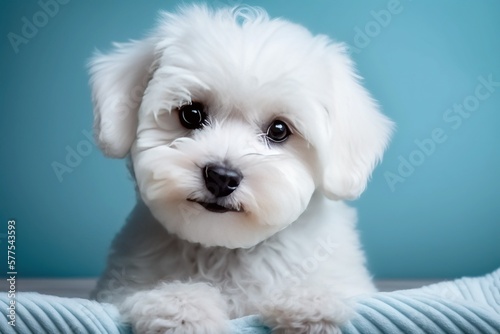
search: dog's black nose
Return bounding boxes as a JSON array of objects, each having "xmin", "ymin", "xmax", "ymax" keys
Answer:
[{"xmin": 203, "ymin": 165, "xmax": 242, "ymax": 198}]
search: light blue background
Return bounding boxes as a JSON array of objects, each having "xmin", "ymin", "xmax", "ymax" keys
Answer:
[{"xmin": 1, "ymin": 1, "xmax": 499, "ymax": 279}]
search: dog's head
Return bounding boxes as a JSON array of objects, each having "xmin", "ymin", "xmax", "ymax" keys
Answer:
[{"xmin": 89, "ymin": 5, "xmax": 393, "ymax": 248}]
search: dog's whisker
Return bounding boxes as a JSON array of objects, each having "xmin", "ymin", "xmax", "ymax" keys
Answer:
[{"xmin": 256, "ymin": 133, "xmax": 271, "ymax": 148}]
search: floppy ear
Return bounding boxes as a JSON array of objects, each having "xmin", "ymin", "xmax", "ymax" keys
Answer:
[
  {"xmin": 322, "ymin": 44, "xmax": 394, "ymax": 200},
  {"xmin": 88, "ymin": 38, "xmax": 156, "ymax": 158}
]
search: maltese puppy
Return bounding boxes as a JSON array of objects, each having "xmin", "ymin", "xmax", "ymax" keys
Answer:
[{"xmin": 89, "ymin": 4, "xmax": 393, "ymax": 334}]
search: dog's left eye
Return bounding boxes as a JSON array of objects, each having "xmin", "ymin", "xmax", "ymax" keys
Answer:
[
  {"xmin": 178, "ymin": 102, "xmax": 207, "ymax": 129},
  {"xmin": 266, "ymin": 120, "xmax": 291, "ymax": 143}
]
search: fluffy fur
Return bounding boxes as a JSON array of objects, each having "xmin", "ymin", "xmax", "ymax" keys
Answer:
[{"xmin": 89, "ymin": 5, "xmax": 393, "ymax": 334}]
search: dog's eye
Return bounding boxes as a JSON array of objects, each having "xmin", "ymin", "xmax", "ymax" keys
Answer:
[
  {"xmin": 266, "ymin": 120, "xmax": 291, "ymax": 143},
  {"xmin": 178, "ymin": 102, "xmax": 207, "ymax": 129}
]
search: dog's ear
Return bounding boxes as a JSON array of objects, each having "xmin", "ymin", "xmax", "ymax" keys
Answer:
[
  {"xmin": 321, "ymin": 44, "xmax": 394, "ymax": 200},
  {"xmin": 88, "ymin": 39, "xmax": 156, "ymax": 158}
]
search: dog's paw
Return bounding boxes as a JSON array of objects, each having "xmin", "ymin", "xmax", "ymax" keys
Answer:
[
  {"xmin": 119, "ymin": 282, "xmax": 230, "ymax": 334},
  {"xmin": 260, "ymin": 288, "xmax": 352, "ymax": 334}
]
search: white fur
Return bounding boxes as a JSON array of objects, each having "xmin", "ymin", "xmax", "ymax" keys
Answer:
[{"xmin": 89, "ymin": 5, "xmax": 393, "ymax": 334}]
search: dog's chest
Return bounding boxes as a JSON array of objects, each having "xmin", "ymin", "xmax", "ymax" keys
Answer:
[{"xmin": 153, "ymin": 239, "xmax": 309, "ymax": 316}]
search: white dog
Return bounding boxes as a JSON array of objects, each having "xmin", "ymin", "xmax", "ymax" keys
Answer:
[{"xmin": 89, "ymin": 4, "xmax": 393, "ymax": 334}]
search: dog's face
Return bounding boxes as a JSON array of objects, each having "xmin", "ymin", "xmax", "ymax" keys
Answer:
[{"xmin": 89, "ymin": 6, "xmax": 393, "ymax": 248}]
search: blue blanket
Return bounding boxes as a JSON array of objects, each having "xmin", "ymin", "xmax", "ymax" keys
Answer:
[{"xmin": 1, "ymin": 268, "xmax": 499, "ymax": 333}]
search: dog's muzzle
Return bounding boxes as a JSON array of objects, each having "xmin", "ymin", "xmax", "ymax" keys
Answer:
[
  {"xmin": 187, "ymin": 164, "xmax": 244, "ymax": 214},
  {"xmin": 203, "ymin": 164, "xmax": 242, "ymax": 197}
]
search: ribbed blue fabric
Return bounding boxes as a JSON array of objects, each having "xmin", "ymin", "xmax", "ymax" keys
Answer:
[{"xmin": 1, "ymin": 269, "xmax": 498, "ymax": 334}]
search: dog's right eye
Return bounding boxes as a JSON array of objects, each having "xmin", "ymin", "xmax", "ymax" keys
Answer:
[{"xmin": 178, "ymin": 102, "xmax": 207, "ymax": 129}]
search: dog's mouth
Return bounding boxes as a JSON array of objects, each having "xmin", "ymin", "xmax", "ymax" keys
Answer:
[{"xmin": 187, "ymin": 199, "xmax": 243, "ymax": 213}]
